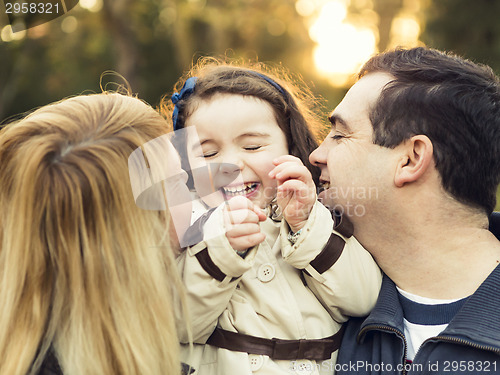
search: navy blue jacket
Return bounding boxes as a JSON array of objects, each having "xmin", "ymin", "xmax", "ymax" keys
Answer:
[{"xmin": 337, "ymin": 264, "xmax": 500, "ymax": 374}]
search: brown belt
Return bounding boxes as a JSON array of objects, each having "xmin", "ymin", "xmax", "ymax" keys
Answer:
[{"xmin": 206, "ymin": 325, "xmax": 345, "ymax": 361}]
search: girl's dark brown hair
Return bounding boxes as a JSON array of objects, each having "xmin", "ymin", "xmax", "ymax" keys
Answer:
[{"xmin": 160, "ymin": 58, "xmax": 326, "ymax": 186}]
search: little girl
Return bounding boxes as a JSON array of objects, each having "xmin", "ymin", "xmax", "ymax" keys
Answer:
[{"xmin": 163, "ymin": 62, "xmax": 382, "ymax": 375}]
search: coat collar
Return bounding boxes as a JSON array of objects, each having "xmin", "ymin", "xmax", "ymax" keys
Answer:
[{"xmin": 358, "ymin": 263, "xmax": 500, "ymax": 349}]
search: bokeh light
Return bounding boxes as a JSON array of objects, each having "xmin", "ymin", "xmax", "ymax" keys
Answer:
[
  {"xmin": 389, "ymin": 16, "xmax": 421, "ymax": 48},
  {"xmin": 308, "ymin": 0, "xmax": 377, "ymax": 87},
  {"xmin": 79, "ymin": 0, "xmax": 103, "ymax": 13},
  {"xmin": 267, "ymin": 19, "xmax": 287, "ymax": 36},
  {"xmin": 295, "ymin": 0, "xmax": 316, "ymax": 17},
  {"xmin": 61, "ymin": 16, "xmax": 78, "ymax": 34},
  {"xmin": 1, "ymin": 25, "xmax": 26, "ymax": 42}
]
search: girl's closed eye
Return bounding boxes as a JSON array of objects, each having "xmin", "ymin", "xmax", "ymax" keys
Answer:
[
  {"xmin": 243, "ymin": 144, "xmax": 262, "ymax": 151},
  {"xmin": 202, "ymin": 150, "xmax": 218, "ymax": 158}
]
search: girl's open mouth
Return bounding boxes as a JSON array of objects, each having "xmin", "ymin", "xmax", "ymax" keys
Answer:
[
  {"xmin": 318, "ymin": 181, "xmax": 330, "ymax": 194},
  {"xmin": 222, "ymin": 182, "xmax": 260, "ymax": 199}
]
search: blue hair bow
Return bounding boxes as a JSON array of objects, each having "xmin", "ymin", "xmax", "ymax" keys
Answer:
[{"xmin": 171, "ymin": 77, "xmax": 198, "ymax": 131}]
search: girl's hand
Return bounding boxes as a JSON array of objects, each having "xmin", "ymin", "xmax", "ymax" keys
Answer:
[
  {"xmin": 269, "ymin": 155, "xmax": 317, "ymax": 233},
  {"xmin": 224, "ymin": 196, "xmax": 267, "ymax": 252}
]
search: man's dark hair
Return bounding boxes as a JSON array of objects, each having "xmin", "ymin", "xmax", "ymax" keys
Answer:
[{"xmin": 360, "ymin": 47, "xmax": 500, "ymax": 214}]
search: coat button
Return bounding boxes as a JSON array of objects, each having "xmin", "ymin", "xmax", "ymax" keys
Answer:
[
  {"xmin": 294, "ymin": 359, "xmax": 314, "ymax": 374},
  {"xmin": 257, "ymin": 263, "xmax": 275, "ymax": 282},
  {"xmin": 248, "ymin": 354, "xmax": 264, "ymax": 372}
]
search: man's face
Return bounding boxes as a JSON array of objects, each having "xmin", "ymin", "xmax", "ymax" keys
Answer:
[{"xmin": 309, "ymin": 72, "xmax": 397, "ymax": 220}]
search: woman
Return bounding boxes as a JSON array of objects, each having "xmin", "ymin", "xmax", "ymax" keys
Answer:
[{"xmin": 0, "ymin": 93, "xmax": 186, "ymax": 375}]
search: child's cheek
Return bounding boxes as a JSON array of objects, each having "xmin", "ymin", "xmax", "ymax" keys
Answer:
[{"xmin": 262, "ymin": 159, "xmax": 279, "ymax": 184}]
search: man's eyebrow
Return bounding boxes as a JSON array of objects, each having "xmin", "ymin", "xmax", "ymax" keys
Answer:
[{"xmin": 328, "ymin": 114, "xmax": 351, "ymax": 132}]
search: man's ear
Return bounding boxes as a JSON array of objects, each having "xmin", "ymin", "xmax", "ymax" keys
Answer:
[{"xmin": 394, "ymin": 135, "xmax": 433, "ymax": 187}]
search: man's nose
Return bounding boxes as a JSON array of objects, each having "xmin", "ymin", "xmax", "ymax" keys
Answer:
[{"xmin": 309, "ymin": 143, "xmax": 327, "ymax": 166}]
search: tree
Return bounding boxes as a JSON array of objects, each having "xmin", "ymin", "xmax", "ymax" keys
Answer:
[{"xmin": 422, "ymin": 0, "xmax": 500, "ymax": 73}]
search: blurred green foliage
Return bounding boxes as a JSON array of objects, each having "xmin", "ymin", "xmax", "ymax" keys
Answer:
[
  {"xmin": 0, "ymin": 0, "xmax": 338, "ymax": 124},
  {"xmin": 422, "ymin": 0, "xmax": 500, "ymax": 73}
]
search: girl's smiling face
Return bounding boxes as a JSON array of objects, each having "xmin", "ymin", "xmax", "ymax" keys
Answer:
[{"xmin": 185, "ymin": 93, "xmax": 288, "ymax": 209}]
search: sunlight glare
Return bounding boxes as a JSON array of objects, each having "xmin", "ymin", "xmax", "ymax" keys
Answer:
[
  {"xmin": 295, "ymin": 0, "xmax": 317, "ymax": 17},
  {"xmin": 389, "ymin": 16, "xmax": 421, "ymax": 48},
  {"xmin": 309, "ymin": 0, "xmax": 347, "ymax": 42},
  {"xmin": 79, "ymin": 0, "xmax": 103, "ymax": 12},
  {"xmin": 310, "ymin": 1, "xmax": 377, "ymax": 86}
]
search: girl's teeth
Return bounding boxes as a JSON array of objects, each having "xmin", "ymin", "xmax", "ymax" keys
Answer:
[{"xmin": 224, "ymin": 183, "xmax": 258, "ymax": 196}]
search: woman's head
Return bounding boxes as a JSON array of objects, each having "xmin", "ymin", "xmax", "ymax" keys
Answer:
[
  {"xmin": 161, "ymin": 61, "xmax": 323, "ymax": 208},
  {"xmin": 0, "ymin": 93, "xmax": 182, "ymax": 375}
]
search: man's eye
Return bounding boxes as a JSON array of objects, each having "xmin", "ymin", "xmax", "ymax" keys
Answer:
[
  {"xmin": 244, "ymin": 145, "xmax": 262, "ymax": 151},
  {"xmin": 331, "ymin": 135, "xmax": 344, "ymax": 140}
]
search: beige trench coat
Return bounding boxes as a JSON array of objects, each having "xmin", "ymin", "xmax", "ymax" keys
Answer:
[{"xmin": 177, "ymin": 201, "xmax": 382, "ymax": 375}]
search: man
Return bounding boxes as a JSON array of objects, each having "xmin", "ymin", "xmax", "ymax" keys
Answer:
[{"xmin": 309, "ymin": 47, "xmax": 500, "ymax": 374}]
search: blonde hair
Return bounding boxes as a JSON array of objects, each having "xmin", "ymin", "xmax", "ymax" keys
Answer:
[{"xmin": 0, "ymin": 93, "xmax": 183, "ymax": 375}]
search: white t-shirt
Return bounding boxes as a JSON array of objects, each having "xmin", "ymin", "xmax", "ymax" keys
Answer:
[{"xmin": 396, "ymin": 287, "xmax": 469, "ymax": 361}]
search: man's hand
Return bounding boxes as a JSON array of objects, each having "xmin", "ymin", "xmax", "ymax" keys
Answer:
[
  {"xmin": 269, "ymin": 155, "xmax": 317, "ymax": 233},
  {"xmin": 224, "ymin": 196, "xmax": 267, "ymax": 252}
]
